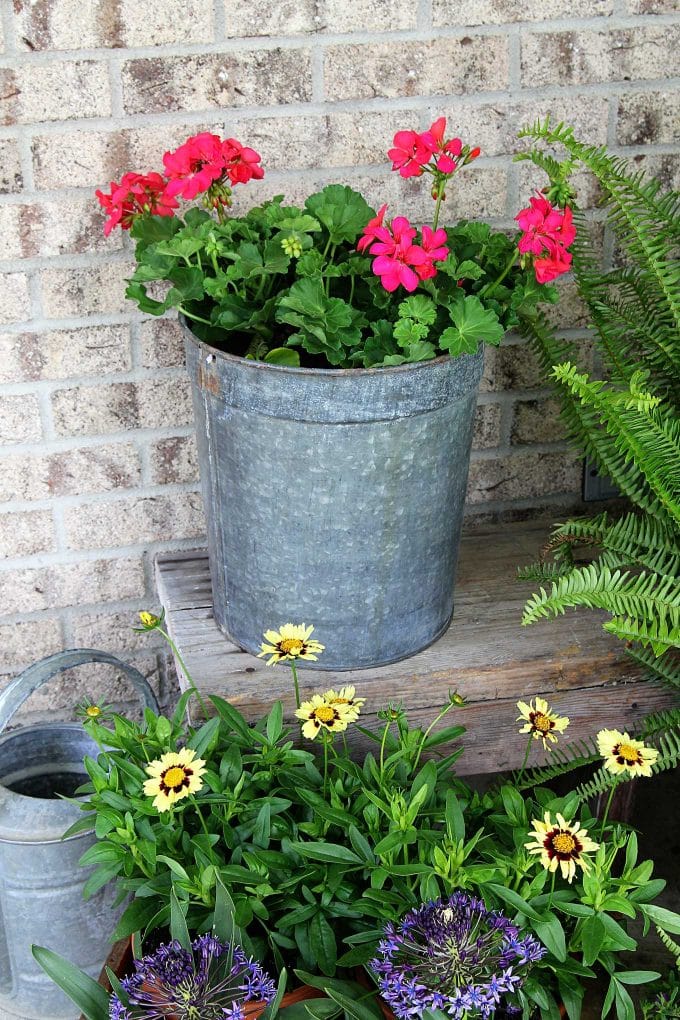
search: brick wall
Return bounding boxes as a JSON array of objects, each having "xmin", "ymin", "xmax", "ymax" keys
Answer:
[{"xmin": 0, "ymin": 0, "xmax": 678, "ymax": 712}]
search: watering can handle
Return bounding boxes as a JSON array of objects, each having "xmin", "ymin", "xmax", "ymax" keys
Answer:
[{"xmin": 0, "ymin": 649, "xmax": 160, "ymax": 735}]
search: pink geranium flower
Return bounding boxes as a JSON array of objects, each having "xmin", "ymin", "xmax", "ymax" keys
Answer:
[
  {"xmin": 516, "ymin": 194, "xmax": 574, "ymax": 256},
  {"xmin": 95, "ymin": 171, "xmax": 178, "ymax": 235},
  {"xmin": 416, "ymin": 224, "xmax": 449, "ymax": 280},
  {"xmin": 367, "ymin": 215, "xmax": 428, "ymax": 292},
  {"xmin": 357, "ymin": 204, "xmax": 388, "ymax": 253},
  {"xmin": 533, "ymin": 245, "xmax": 573, "ymax": 283},
  {"xmin": 222, "ymin": 138, "xmax": 264, "ymax": 186},
  {"xmin": 388, "ymin": 130, "xmax": 435, "ymax": 178},
  {"xmin": 421, "ymin": 117, "xmax": 463, "ymax": 174},
  {"xmin": 163, "ymin": 133, "xmax": 227, "ymax": 200}
]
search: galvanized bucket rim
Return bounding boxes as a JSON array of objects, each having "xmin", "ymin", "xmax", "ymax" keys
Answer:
[
  {"xmin": 0, "ymin": 721, "xmax": 96, "ymax": 843},
  {"xmin": 181, "ymin": 314, "xmax": 459, "ymax": 379}
]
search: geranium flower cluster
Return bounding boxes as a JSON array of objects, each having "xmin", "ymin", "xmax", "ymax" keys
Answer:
[
  {"xmin": 370, "ymin": 893, "xmax": 545, "ymax": 1019},
  {"xmin": 358, "ymin": 209, "xmax": 449, "ymax": 292},
  {"xmin": 95, "ymin": 132, "xmax": 263, "ymax": 235},
  {"xmin": 109, "ymin": 935, "xmax": 276, "ymax": 1020},
  {"xmin": 516, "ymin": 193, "xmax": 576, "ymax": 284},
  {"xmin": 388, "ymin": 116, "xmax": 479, "ymax": 182}
]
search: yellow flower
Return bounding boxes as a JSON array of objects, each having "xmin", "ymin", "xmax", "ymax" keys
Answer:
[
  {"xmin": 143, "ymin": 748, "xmax": 206, "ymax": 812},
  {"xmin": 525, "ymin": 811, "xmax": 600, "ymax": 883},
  {"xmin": 258, "ymin": 623, "xmax": 324, "ymax": 665},
  {"xmin": 295, "ymin": 694, "xmax": 352, "ymax": 741},
  {"xmin": 517, "ymin": 696, "xmax": 569, "ymax": 749},
  {"xmin": 138, "ymin": 610, "xmax": 161, "ymax": 630},
  {"xmin": 322, "ymin": 685, "xmax": 365, "ymax": 722},
  {"xmin": 597, "ymin": 729, "xmax": 658, "ymax": 778}
]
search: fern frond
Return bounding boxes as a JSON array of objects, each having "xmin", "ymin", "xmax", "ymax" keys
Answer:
[
  {"xmin": 627, "ymin": 647, "xmax": 680, "ymax": 691},
  {"xmin": 552, "ymin": 364, "xmax": 680, "ymax": 525},
  {"xmin": 656, "ymin": 927, "xmax": 680, "ymax": 963},
  {"xmin": 604, "ymin": 614, "xmax": 680, "ymax": 655},
  {"xmin": 512, "ymin": 737, "xmax": 600, "ymax": 790},
  {"xmin": 641, "ymin": 706, "xmax": 680, "ymax": 738}
]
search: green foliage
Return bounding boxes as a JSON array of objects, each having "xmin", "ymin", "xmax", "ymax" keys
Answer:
[
  {"xmin": 68, "ymin": 696, "xmax": 680, "ymax": 1018},
  {"xmin": 515, "ymin": 121, "xmax": 680, "ymax": 688},
  {"xmin": 127, "ymin": 182, "xmax": 554, "ymax": 369}
]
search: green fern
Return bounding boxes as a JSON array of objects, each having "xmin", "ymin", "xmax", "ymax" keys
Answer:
[
  {"xmin": 512, "ymin": 737, "xmax": 600, "ymax": 790},
  {"xmin": 515, "ymin": 121, "xmax": 680, "ymax": 682},
  {"xmin": 574, "ymin": 726, "xmax": 680, "ymax": 804}
]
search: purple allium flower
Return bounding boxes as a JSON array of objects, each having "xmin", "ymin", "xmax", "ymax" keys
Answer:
[
  {"xmin": 369, "ymin": 892, "xmax": 545, "ymax": 1020},
  {"xmin": 109, "ymin": 934, "xmax": 276, "ymax": 1020}
]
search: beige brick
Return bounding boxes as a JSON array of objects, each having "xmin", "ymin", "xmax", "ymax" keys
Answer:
[
  {"xmin": 0, "ymin": 509, "xmax": 55, "ymax": 558},
  {"xmin": 122, "ymin": 50, "xmax": 312, "ymax": 115},
  {"xmin": 136, "ymin": 376, "xmax": 193, "ymax": 429},
  {"xmin": 0, "ymin": 557, "xmax": 145, "ymax": 614},
  {"xmin": 544, "ymin": 276, "xmax": 590, "ymax": 331},
  {"xmin": 0, "ymin": 394, "xmax": 42, "ymax": 446},
  {"xmin": 466, "ymin": 451, "xmax": 581, "ymax": 503},
  {"xmin": 223, "ymin": 0, "xmax": 317, "ymax": 35},
  {"xmin": 150, "ymin": 435, "xmax": 199, "ymax": 484},
  {"xmin": 628, "ymin": 153, "xmax": 680, "ymax": 193},
  {"xmin": 434, "ymin": 0, "xmax": 613, "ymax": 22},
  {"xmin": 472, "ymin": 403, "xmax": 502, "ymax": 450},
  {"xmin": 324, "ymin": 37, "xmax": 509, "ymax": 101},
  {"xmin": 0, "ymin": 273, "xmax": 31, "ymax": 325},
  {"xmin": 63, "ymin": 492, "xmax": 205, "ymax": 549},
  {"xmin": 320, "ymin": 0, "xmax": 417, "ymax": 32},
  {"xmin": 16, "ymin": 0, "xmax": 215, "ymax": 50},
  {"xmin": 480, "ymin": 341, "xmax": 549, "ymax": 392},
  {"xmin": 0, "ymin": 139, "xmax": 22, "ymax": 194},
  {"xmin": 0, "ymin": 326, "xmax": 131, "ymax": 384},
  {"xmin": 0, "ymin": 618, "xmax": 62, "ymax": 670},
  {"xmin": 51, "ymin": 383, "xmax": 139, "ymax": 436},
  {"xmin": 48, "ymin": 444, "xmax": 142, "ymax": 496},
  {"xmin": 511, "ymin": 398, "xmax": 567, "ymax": 444},
  {"xmin": 0, "ymin": 205, "xmax": 22, "ymax": 259},
  {"xmin": 521, "ymin": 26, "xmax": 680, "ymax": 88},
  {"xmin": 515, "ymin": 95, "xmax": 609, "ymax": 147},
  {"xmin": 2, "ymin": 62, "xmax": 110, "ymax": 125},
  {"xmin": 139, "ymin": 318, "xmax": 186, "ymax": 369},
  {"xmin": 40, "ymin": 261, "xmax": 134, "ymax": 318},
  {"xmin": 70, "ymin": 608, "xmax": 151, "ymax": 655},
  {"xmin": 348, "ymin": 165, "xmax": 507, "ymax": 225},
  {"xmin": 625, "ymin": 0, "xmax": 677, "ymax": 10},
  {"xmin": 0, "ymin": 198, "xmax": 116, "ymax": 259},
  {"xmin": 618, "ymin": 92, "xmax": 680, "ymax": 146}
]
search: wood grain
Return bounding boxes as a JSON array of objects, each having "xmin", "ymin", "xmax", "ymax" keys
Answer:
[{"xmin": 154, "ymin": 521, "xmax": 675, "ymax": 774}]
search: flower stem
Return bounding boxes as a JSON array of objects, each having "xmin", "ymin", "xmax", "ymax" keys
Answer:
[
  {"xmin": 157, "ymin": 627, "xmax": 210, "ymax": 719},
  {"xmin": 515, "ymin": 736, "xmax": 534, "ymax": 785},
  {"xmin": 413, "ymin": 701, "xmax": 455, "ymax": 772},
  {"xmin": 178, "ymin": 306, "xmax": 213, "ymax": 327},
  {"xmin": 547, "ymin": 869, "xmax": 557, "ymax": 910},
  {"xmin": 191, "ymin": 796, "xmax": 211, "ymax": 842},
  {"xmin": 432, "ymin": 179, "xmax": 446, "ymax": 232},
  {"xmin": 599, "ymin": 781, "xmax": 619, "ymax": 839},
  {"xmin": 290, "ymin": 661, "xmax": 301, "ymax": 710},
  {"xmin": 379, "ymin": 720, "xmax": 391, "ymax": 775},
  {"xmin": 323, "ymin": 735, "xmax": 330, "ymax": 799},
  {"xmin": 478, "ymin": 246, "xmax": 519, "ymax": 299}
]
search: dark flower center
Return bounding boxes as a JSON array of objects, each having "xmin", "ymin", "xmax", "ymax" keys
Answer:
[
  {"xmin": 613, "ymin": 742, "xmax": 643, "ymax": 765},
  {"xmin": 161, "ymin": 765, "xmax": 192, "ymax": 793},
  {"xmin": 529, "ymin": 711, "xmax": 554, "ymax": 733},
  {"xmin": 544, "ymin": 828, "xmax": 582, "ymax": 860}
]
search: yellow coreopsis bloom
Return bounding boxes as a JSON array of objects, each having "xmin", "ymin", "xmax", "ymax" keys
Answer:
[
  {"xmin": 143, "ymin": 748, "xmax": 207, "ymax": 812},
  {"xmin": 517, "ymin": 696, "xmax": 569, "ymax": 749},
  {"xmin": 597, "ymin": 729, "xmax": 658, "ymax": 778},
  {"xmin": 322, "ymin": 685, "xmax": 365, "ymax": 722},
  {"xmin": 295, "ymin": 694, "xmax": 352, "ymax": 741},
  {"xmin": 258, "ymin": 623, "xmax": 324, "ymax": 665},
  {"xmin": 525, "ymin": 811, "xmax": 600, "ymax": 883}
]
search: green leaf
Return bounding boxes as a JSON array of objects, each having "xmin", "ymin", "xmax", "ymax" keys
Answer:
[
  {"xmin": 170, "ymin": 888, "xmax": 191, "ymax": 951},
  {"xmin": 264, "ymin": 347, "xmax": 301, "ymax": 366},
  {"xmin": 305, "ymin": 186, "xmax": 374, "ymax": 244},
  {"xmin": 187, "ymin": 715, "xmax": 220, "ymax": 756},
  {"xmin": 348, "ymin": 826, "xmax": 375, "ymax": 863},
  {"xmin": 615, "ymin": 970, "xmax": 661, "ymax": 985},
  {"xmin": 292, "ymin": 842, "xmax": 362, "ymax": 865},
  {"xmin": 157, "ymin": 855, "xmax": 190, "ymax": 881},
  {"xmin": 581, "ymin": 913, "xmax": 606, "ymax": 966},
  {"xmin": 642, "ymin": 903, "xmax": 680, "ymax": 934},
  {"xmin": 374, "ymin": 828, "xmax": 417, "ymax": 857},
  {"xmin": 309, "ymin": 913, "xmax": 337, "ymax": 974},
  {"xmin": 533, "ymin": 913, "xmax": 567, "ymax": 961},
  {"xmin": 213, "ymin": 873, "xmax": 239, "ymax": 943},
  {"xmin": 440, "ymin": 294, "xmax": 505, "ymax": 356},
  {"xmin": 31, "ymin": 946, "xmax": 110, "ymax": 1020},
  {"xmin": 326, "ymin": 988, "xmax": 384, "ymax": 1020},
  {"xmin": 614, "ymin": 981, "xmax": 636, "ymax": 1020},
  {"xmin": 445, "ymin": 790, "xmax": 465, "ymax": 841},
  {"xmin": 394, "ymin": 318, "xmax": 429, "ymax": 348},
  {"xmin": 455, "ymin": 260, "xmax": 484, "ymax": 280},
  {"xmin": 487, "ymin": 883, "xmax": 542, "ymax": 921},
  {"xmin": 267, "ymin": 701, "xmax": 284, "ymax": 743},
  {"xmin": 259, "ymin": 968, "xmax": 288, "ymax": 1020},
  {"xmin": 398, "ymin": 295, "xmax": 437, "ymax": 324}
]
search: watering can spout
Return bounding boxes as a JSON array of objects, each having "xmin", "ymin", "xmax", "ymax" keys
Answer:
[{"xmin": 0, "ymin": 649, "xmax": 159, "ymax": 1019}]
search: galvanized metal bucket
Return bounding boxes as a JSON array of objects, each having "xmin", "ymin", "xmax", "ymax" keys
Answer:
[
  {"xmin": 0, "ymin": 649, "xmax": 158, "ymax": 1019},
  {"xmin": 184, "ymin": 320, "xmax": 484, "ymax": 670}
]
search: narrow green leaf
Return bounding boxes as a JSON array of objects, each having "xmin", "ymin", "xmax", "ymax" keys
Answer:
[
  {"xmin": 170, "ymin": 888, "xmax": 191, "ymax": 951},
  {"xmin": 31, "ymin": 946, "xmax": 109, "ymax": 1020}
]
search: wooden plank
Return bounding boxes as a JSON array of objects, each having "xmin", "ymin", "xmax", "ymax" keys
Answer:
[{"xmin": 155, "ymin": 521, "xmax": 676, "ymax": 774}]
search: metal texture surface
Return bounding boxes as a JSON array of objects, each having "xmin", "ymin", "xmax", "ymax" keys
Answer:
[
  {"xmin": 0, "ymin": 650, "xmax": 158, "ymax": 1019},
  {"xmin": 184, "ymin": 322, "xmax": 484, "ymax": 669}
]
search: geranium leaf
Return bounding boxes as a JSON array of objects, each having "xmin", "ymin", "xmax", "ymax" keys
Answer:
[{"xmin": 305, "ymin": 186, "xmax": 375, "ymax": 244}]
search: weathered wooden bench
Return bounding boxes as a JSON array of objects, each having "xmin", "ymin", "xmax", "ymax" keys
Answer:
[{"xmin": 155, "ymin": 519, "xmax": 675, "ymax": 775}]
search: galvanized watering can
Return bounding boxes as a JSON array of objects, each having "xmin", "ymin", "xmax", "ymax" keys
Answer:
[{"xmin": 0, "ymin": 649, "xmax": 159, "ymax": 1019}]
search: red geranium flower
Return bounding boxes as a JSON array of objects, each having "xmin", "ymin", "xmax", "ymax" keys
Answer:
[
  {"xmin": 388, "ymin": 130, "xmax": 434, "ymax": 178},
  {"xmin": 222, "ymin": 138, "xmax": 264, "ymax": 186},
  {"xmin": 533, "ymin": 244, "xmax": 573, "ymax": 283},
  {"xmin": 95, "ymin": 171, "xmax": 178, "ymax": 235},
  {"xmin": 421, "ymin": 117, "xmax": 463, "ymax": 174},
  {"xmin": 357, "ymin": 204, "xmax": 388, "ymax": 253},
  {"xmin": 163, "ymin": 132, "xmax": 227, "ymax": 200}
]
